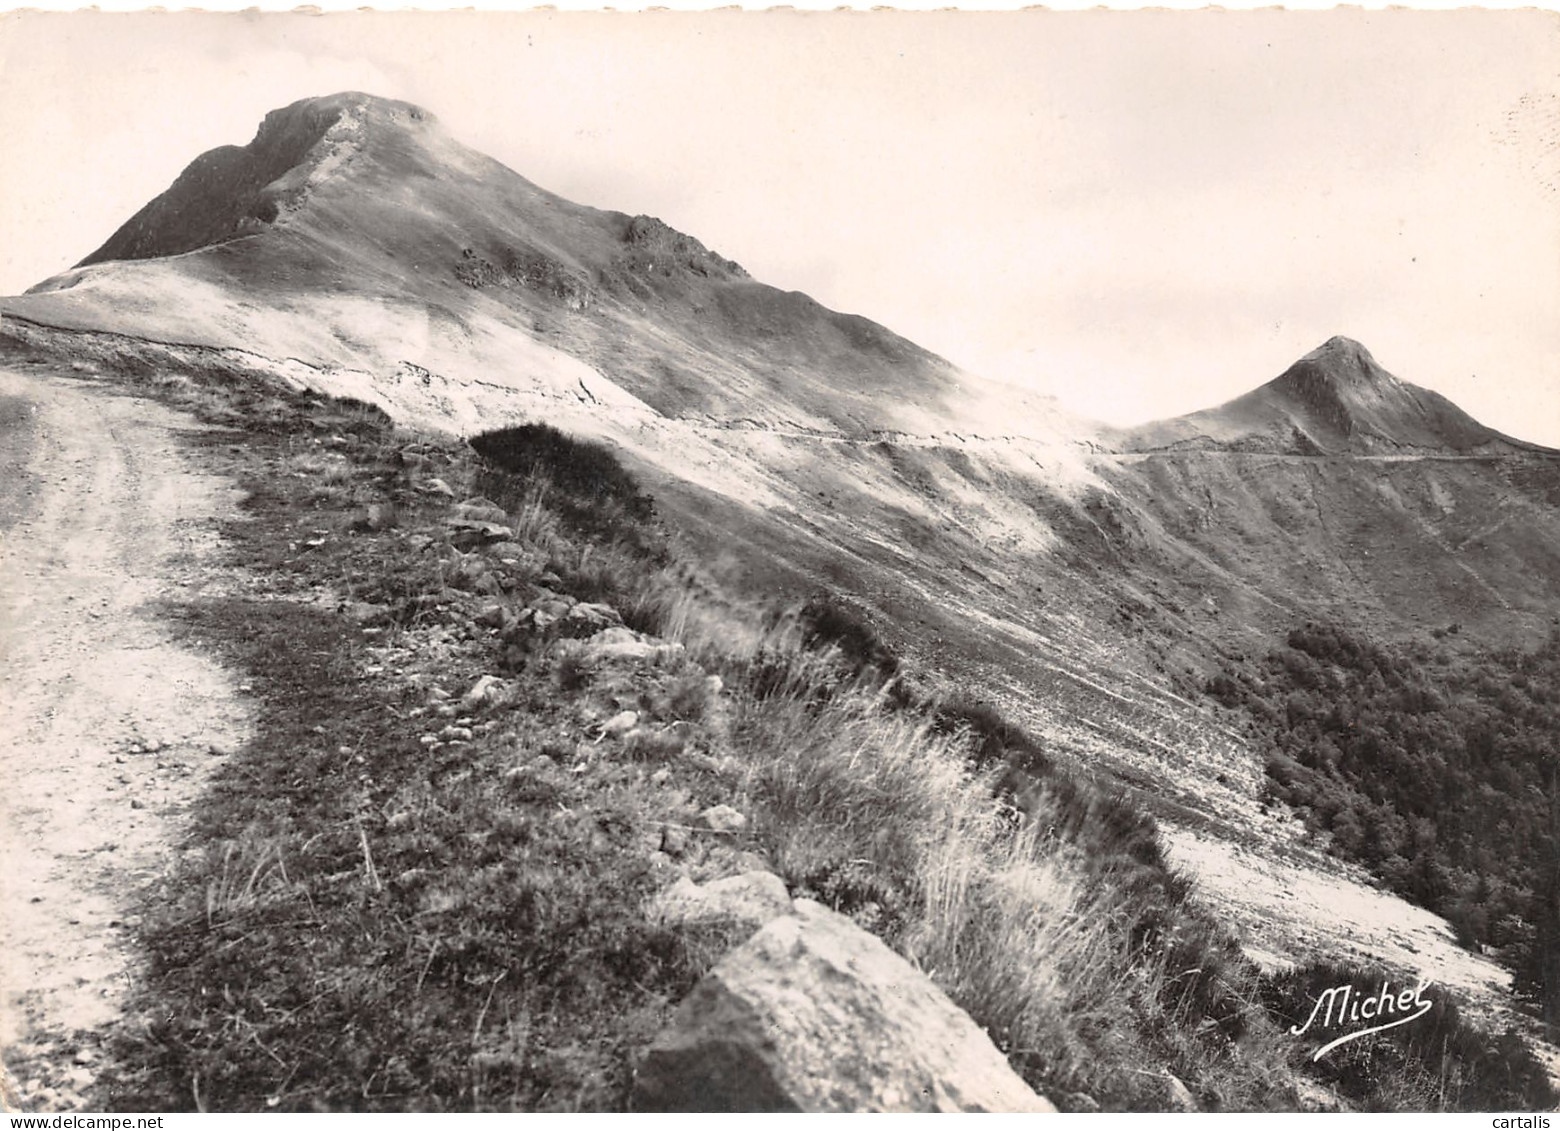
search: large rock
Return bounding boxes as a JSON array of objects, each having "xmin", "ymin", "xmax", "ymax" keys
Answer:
[{"xmin": 632, "ymin": 898, "xmax": 1055, "ymax": 1113}]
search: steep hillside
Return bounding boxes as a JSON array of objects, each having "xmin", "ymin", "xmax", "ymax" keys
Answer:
[{"xmin": 1118, "ymin": 336, "xmax": 1538, "ymax": 455}]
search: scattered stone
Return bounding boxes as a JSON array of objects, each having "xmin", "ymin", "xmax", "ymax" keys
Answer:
[
  {"xmin": 1294, "ymin": 1078, "xmax": 1346, "ymax": 1113},
  {"xmin": 419, "ymin": 735, "xmax": 440, "ymax": 748},
  {"xmin": 342, "ymin": 601, "xmax": 390, "ymax": 626},
  {"xmin": 600, "ymin": 710, "xmax": 640, "ymax": 738},
  {"xmin": 632, "ymin": 899, "xmax": 1056, "ymax": 1113},
  {"xmin": 438, "ymin": 725, "xmax": 474, "ymax": 743},
  {"xmin": 699, "ymin": 804, "xmax": 748, "ymax": 834},
  {"xmin": 484, "ymin": 540, "xmax": 530, "ymax": 560},
  {"xmin": 460, "ymin": 675, "xmax": 508, "ymax": 710},
  {"xmin": 129, "ymin": 799, "xmax": 145, "ymax": 810},
  {"xmin": 455, "ymin": 498, "xmax": 509, "ymax": 524},
  {"xmin": 660, "ymin": 825, "xmax": 690, "ymax": 857},
  {"xmin": 564, "ymin": 601, "xmax": 623, "ymax": 633},
  {"xmin": 1063, "ymin": 1092, "xmax": 1100, "ymax": 1113},
  {"xmin": 649, "ymin": 871, "xmax": 793, "ymax": 934},
  {"xmin": 1161, "ymin": 1073, "xmax": 1196, "ymax": 1112},
  {"xmin": 650, "ymin": 767, "xmax": 673, "ymax": 787},
  {"xmin": 421, "ymin": 477, "xmax": 457, "ymax": 499},
  {"xmin": 386, "ymin": 811, "xmax": 413, "ymax": 831},
  {"xmin": 72, "ymin": 1047, "xmax": 97, "ymax": 1066},
  {"xmin": 571, "ymin": 626, "xmax": 686, "ymax": 666}
]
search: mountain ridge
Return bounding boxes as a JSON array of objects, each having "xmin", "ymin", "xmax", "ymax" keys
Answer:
[{"xmin": 9, "ymin": 92, "xmax": 1080, "ymax": 450}]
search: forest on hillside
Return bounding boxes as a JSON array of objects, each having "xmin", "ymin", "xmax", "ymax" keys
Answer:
[{"xmin": 1207, "ymin": 622, "xmax": 1560, "ymax": 1029}]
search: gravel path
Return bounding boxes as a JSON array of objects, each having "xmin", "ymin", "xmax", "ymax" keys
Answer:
[{"xmin": 0, "ymin": 367, "xmax": 250, "ymax": 1112}]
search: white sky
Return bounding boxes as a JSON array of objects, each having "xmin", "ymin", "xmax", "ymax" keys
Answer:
[{"xmin": 1, "ymin": 8, "xmax": 1557, "ymax": 444}]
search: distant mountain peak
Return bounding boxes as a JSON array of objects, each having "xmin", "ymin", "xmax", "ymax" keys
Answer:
[
  {"xmin": 1269, "ymin": 337, "xmax": 1402, "ymax": 439},
  {"xmin": 1283, "ymin": 335, "xmax": 1394, "ymax": 392},
  {"xmin": 1118, "ymin": 337, "xmax": 1542, "ymax": 456},
  {"xmin": 1311, "ymin": 334, "xmax": 1374, "ymax": 358}
]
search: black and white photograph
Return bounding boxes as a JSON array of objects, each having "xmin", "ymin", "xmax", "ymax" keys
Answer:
[{"xmin": 1, "ymin": 6, "xmax": 1558, "ymax": 1115}]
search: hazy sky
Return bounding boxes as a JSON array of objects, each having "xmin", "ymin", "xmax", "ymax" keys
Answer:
[{"xmin": 1, "ymin": 9, "xmax": 1557, "ymax": 443}]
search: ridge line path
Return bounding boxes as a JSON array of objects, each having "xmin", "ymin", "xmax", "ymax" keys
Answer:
[{"xmin": 0, "ymin": 365, "xmax": 251, "ymax": 1112}]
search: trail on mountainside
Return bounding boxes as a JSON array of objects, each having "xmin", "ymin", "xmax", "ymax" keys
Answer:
[{"xmin": 0, "ymin": 367, "xmax": 250, "ymax": 1112}]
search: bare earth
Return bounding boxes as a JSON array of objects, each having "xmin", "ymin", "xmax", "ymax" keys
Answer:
[{"xmin": 0, "ymin": 367, "xmax": 250, "ymax": 1112}]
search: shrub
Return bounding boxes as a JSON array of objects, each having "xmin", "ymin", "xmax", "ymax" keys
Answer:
[
  {"xmin": 796, "ymin": 594, "xmax": 900, "ymax": 682},
  {"xmin": 469, "ymin": 423, "xmax": 653, "ymax": 535}
]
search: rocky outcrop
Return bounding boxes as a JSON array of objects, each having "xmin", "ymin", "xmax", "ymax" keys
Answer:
[
  {"xmin": 454, "ymin": 246, "xmax": 595, "ymax": 311},
  {"xmin": 632, "ymin": 898, "xmax": 1055, "ymax": 1113}
]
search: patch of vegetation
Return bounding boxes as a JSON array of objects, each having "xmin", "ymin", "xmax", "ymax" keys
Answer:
[
  {"xmin": 469, "ymin": 423, "xmax": 655, "ymax": 540},
  {"xmin": 1208, "ymin": 620, "xmax": 1560, "ymax": 1032}
]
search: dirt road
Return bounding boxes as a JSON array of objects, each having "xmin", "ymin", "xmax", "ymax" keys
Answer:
[{"xmin": 0, "ymin": 366, "xmax": 250, "ymax": 1112}]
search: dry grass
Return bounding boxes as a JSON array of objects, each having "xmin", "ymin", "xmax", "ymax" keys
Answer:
[{"xmin": 712, "ymin": 641, "xmax": 1298, "ymax": 1108}]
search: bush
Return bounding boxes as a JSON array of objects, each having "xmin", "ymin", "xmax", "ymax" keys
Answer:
[
  {"xmin": 469, "ymin": 424, "xmax": 653, "ymax": 535},
  {"xmin": 793, "ymin": 594, "xmax": 901, "ymax": 683}
]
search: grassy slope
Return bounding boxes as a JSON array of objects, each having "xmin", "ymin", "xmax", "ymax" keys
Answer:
[{"xmin": 1, "ymin": 334, "xmax": 1548, "ymax": 1112}]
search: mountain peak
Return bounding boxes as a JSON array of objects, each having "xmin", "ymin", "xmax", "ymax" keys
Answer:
[
  {"xmin": 77, "ymin": 92, "xmax": 436, "ymax": 268},
  {"xmin": 16, "ymin": 91, "xmax": 1060, "ymax": 443},
  {"xmin": 1118, "ymin": 337, "xmax": 1535, "ymax": 456},
  {"xmin": 1312, "ymin": 334, "xmax": 1373, "ymax": 357},
  {"xmin": 1286, "ymin": 335, "xmax": 1392, "ymax": 390}
]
